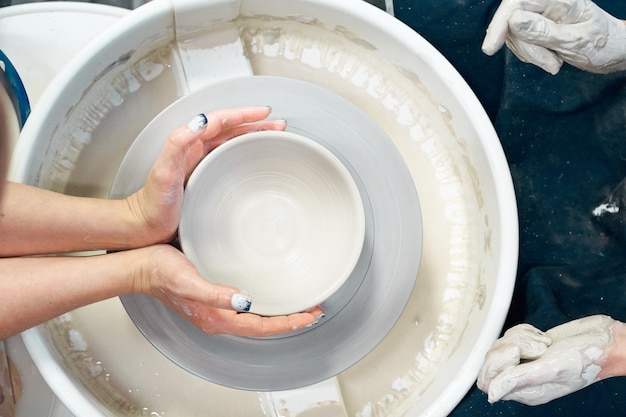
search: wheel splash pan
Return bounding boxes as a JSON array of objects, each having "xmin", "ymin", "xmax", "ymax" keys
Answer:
[{"xmin": 11, "ymin": 1, "xmax": 517, "ymax": 416}]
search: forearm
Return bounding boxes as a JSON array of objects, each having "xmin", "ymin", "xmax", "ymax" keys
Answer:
[
  {"xmin": 0, "ymin": 181, "xmax": 151, "ymax": 256},
  {"xmin": 598, "ymin": 320, "xmax": 626, "ymax": 379},
  {"xmin": 0, "ymin": 249, "xmax": 141, "ymax": 339}
]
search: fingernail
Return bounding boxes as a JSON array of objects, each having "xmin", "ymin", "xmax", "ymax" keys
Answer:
[
  {"xmin": 317, "ymin": 312, "xmax": 326, "ymax": 320},
  {"xmin": 187, "ymin": 113, "xmax": 208, "ymax": 132},
  {"xmin": 231, "ymin": 293, "xmax": 252, "ymax": 312},
  {"xmin": 264, "ymin": 105, "xmax": 272, "ymax": 113}
]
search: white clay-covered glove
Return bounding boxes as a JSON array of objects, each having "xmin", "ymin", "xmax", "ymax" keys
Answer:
[
  {"xmin": 477, "ymin": 315, "xmax": 620, "ymax": 405},
  {"xmin": 482, "ymin": 0, "xmax": 626, "ymax": 74}
]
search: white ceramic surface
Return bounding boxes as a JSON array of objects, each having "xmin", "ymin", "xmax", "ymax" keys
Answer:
[
  {"xmin": 0, "ymin": 4, "xmax": 128, "ymax": 417},
  {"xmin": 111, "ymin": 75, "xmax": 422, "ymax": 391},
  {"xmin": 0, "ymin": 2, "xmax": 130, "ymax": 113},
  {"xmin": 10, "ymin": 0, "xmax": 518, "ymax": 416},
  {"xmin": 181, "ymin": 130, "xmax": 365, "ymax": 316}
]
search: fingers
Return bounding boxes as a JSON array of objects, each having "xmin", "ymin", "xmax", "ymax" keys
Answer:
[
  {"xmin": 483, "ymin": 2, "xmax": 516, "ymax": 55},
  {"xmin": 487, "ymin": 364, "xmax": 529, "ymax": 403},
  {"xmin": 197, "ymin": 106, "xmax": 285, "ymax": 149},
  {"xmin": 176, "ymin": 273, "xmax": 249, "ymax": 312},
  {"xmin": 161, "ymin": 107, "xmax": 286, "ymax": 179},
  {"xmin": 500, "ymin": 382, "xmax": 573, "ymax": 405},
  {"xmin": 477, "ymin": 343, "xmax": 523, "ymax": 392},
  {"xmin": 484, "ymin": 3, "xmax": 567, "ymax": 74},
  {"xmin": 202, "ymin": 119, "xmax": 287, "ymax": 154},
  {"xmin": 477, "ymin": 323, "xmax": 551, "ymax": 392},
  {"xmin": 482, "ymin": 0, "xmax": 576, "ymax": 56},
  {"xmin": 506, "ymin": 36, "xmax": 563, "ymax": 74},
  {"xmin": 167, "ymin": 279, "xmax": 324, "ymax": 337},
  {"xmin": 546, "ymin": 315, "xmax": 616, "ymax": 340},
  {"xmin": 198, "ymin": 279, "xmax": 324, "ymax": 323},
  {"xmin": 184, "ymin": 275, "xmax": 307, "ymax": 317},
  {"xmin": 509, "ymin": 9, "xmax": 582, "ymax": 50},
  {"xmin": 482, "ymin": 0, "xmax": 547, "ymax": 55},
  {"xmin": 487, "ymin": 361, "xmax": 571, "ymax": 405},
  {"xmin": 166, "ymin": 106, "xmax": 283, "ymax": 150},
  {"xmin": 500, "ymin": 323, "xmax": 552, "ymax": 359},
  {"xmin": 202, "ymin": 106, "xmax": 274, "ymax": 135},
  {"xmin": 218, "ymin": 309, "xmax": 322, "ymax": 338},
  {"xmin": 164, "ymin": 261, "xmax": 323, "ymax": 337},
  {"xmin": 181, "ymin": 300, "xmax": 323, "ymax": 337}
]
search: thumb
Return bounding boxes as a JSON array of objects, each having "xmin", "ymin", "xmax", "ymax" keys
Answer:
[
  {"xmin": 189, "ymin": 278, "xmax": 252, "ymax": 312},
  {"xmin": 487, "ymin": 357, "xmax": 564, "ymax": 404},
  {"xmin": 482, "ymin": 0, "xmax": 517, "ymax": 55},
  {"xmin": 154, "ymin": 246, "xmax": 254, "ymax": 313},
  {"xmin": 487, "ymin": 362, "xmax": 541, "ymax": 403},
  {"xmin": 546, "ymin": 315, "xmax": 616, "ymax": 340}
]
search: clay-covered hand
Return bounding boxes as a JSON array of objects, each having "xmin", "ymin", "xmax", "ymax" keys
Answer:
[
  {"xmin": 482, "ymin": 0, "xmax": 626, "ymax": 74},
  {"xmin": 125, "ymin": 106, "xmax": 286, "ymax": 246},
  {"xmin": 477, "ymin": 315, "xmax": 621, "ymax": 405},
  {"xmin": 133, "ymin": 244, "xmax": 322, "ymax": 337}
]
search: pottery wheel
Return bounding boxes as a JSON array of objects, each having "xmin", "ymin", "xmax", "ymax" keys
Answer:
[{"xmin": 110, "ymin": 75, "xmax": 422, "ymax": 391}]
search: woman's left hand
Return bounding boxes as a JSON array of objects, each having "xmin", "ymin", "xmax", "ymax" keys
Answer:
[
  {"xmin": 125, "ymin": 106, "xmax": 286, "ymax": 246},
  {"xmin": 134, "ymin": 244, "xmax": 322, "ymax": 337}
]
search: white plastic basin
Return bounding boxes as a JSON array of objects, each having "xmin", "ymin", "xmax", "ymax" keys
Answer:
[{"xmin": 10, "ymin": 0, "xmax": 517, "ymax": 416}]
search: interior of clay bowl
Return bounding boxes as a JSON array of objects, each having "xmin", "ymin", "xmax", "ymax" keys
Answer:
[
  {"xmin": 179, "ymin": 130, "xmax": 366, "ymax": 317},
  {"xmin": 10, "ymin": 0, "xmax": 517, "ymax": 416}
]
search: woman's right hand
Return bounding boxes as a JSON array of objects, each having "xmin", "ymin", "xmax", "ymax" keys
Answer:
[
  {"xmin": 124, "ymin": 107, "xmax": 286, "ymax": 248},
  {"xmin": 132, "ymin": 244, "xmax": 322, "ymax": 338}
]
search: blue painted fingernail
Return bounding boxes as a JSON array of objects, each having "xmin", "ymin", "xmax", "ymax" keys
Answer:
[
  {"xmin": 187, "ymin": 113, "xmax": 208, "ymax": 132},
  {"xmin": 305, "ymin": 318, "xmax": 319, "ymax": 328},
  {"xmin": 231, "ymin": 293, "xmax": 252, "ymax": 312}
]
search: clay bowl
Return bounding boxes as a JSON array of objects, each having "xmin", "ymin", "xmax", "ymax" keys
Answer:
[{"xmin": 179, "ymin": 130, "xmax": 366, "ymax": 316}]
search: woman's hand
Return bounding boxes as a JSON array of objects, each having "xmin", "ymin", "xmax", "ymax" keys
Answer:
[
  {"xmin": 134, "ymin": 244, "xmax": 322, "ymax": 337},
  {"xmin": 482, "ymin": 0, "xmax": 626, "ymax": 74},
  {"xmin": 0, "ymin": 107, "xmax": 286, "ymax": 256},
  {"xmin": 125, "ymin": 106, "xmax": 286, "ymax": 246},
  {"xmin": 0, "ymin": 243, "xmax": 321, "ymax": 339}
]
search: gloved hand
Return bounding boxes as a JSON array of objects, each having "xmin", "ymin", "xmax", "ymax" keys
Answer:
[
  {"xmin": 477, "ymin": 315, "xmax": 622, "ymax": 405},
  {"xmin": 482, "ymin": 0, "xmax": 626, "ymax": 74}
]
